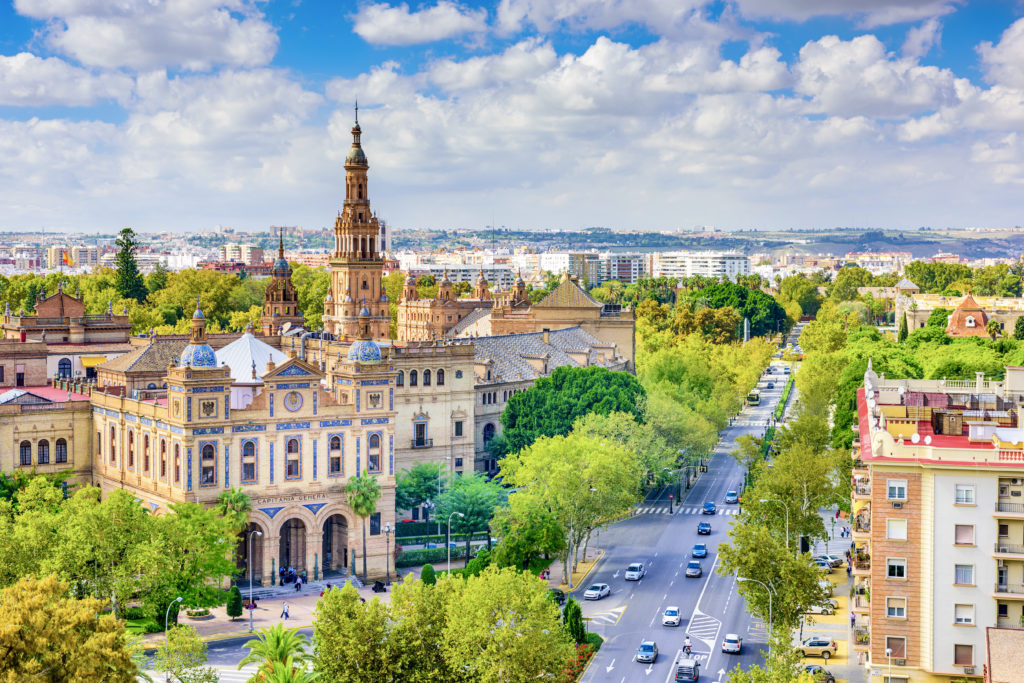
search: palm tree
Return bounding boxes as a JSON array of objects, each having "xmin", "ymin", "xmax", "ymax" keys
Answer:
[
  {"xmin": 345, "ymin": 472, "xmax": 382, "ymax": 582},
  {"xmin": 257, "ymin": 657, "xmax": 320, "ymax": 682},
  {"xmin": 217, "ymin": 487, "xmax": 253, "ymax": 531},
  {"xmin": 238, "ymin": 623, "xmax": 311, "ymax": 675}
]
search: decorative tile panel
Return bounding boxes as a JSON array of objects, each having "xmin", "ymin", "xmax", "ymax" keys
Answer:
[
  {"xmin": 276, "ymin": 422, "xmax": 310, "ymax": 431},
  {"xmin": 259, "ymin": 506, "xmax": 285, "ymax": 519}
]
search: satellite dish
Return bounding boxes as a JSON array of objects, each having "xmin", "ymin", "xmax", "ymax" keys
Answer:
[
  {"xmin": 911, "ymin": 433, "xmax": 920, "ymax": 444},
  {"xmin": 924, "ymin": 435, "xmax": 932, "ymax": 445}
]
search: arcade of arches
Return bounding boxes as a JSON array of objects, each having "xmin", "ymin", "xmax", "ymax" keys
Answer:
[{"xmin": 235, "ymin": 508, "xmax": 352, "ymax": 586}]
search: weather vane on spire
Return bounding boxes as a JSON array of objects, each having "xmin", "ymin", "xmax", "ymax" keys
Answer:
[{"xmin": 355, "ymin": 99, "xmax": 359, "ymax": 125}]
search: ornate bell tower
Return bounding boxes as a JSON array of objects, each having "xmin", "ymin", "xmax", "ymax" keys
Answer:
[{"xmin": 323, "ymin": 104, "xmax": 391, "ymax": 340}]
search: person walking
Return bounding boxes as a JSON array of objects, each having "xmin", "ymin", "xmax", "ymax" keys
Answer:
[
  {"xmin": 280, "ymin": 601, "xmax": 290, "ymax": 620},
  {"xmin": 295, "ymin": 576, "xmax": 302, "ymax": 592},
  {"xmin": 849, "ymin": 610, "xmax": 856, "ymax": 628}
]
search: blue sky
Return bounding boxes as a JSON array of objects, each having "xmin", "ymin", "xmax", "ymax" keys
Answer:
[{"xmin": 1, "ymin": 0, "xmax": 1024, "ymax": 233}]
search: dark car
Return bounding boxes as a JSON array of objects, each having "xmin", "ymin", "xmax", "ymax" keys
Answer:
[
  {"xmin": 547, "ymin": 589, "xmax": 566, "ymax": 606},
  {"xmin": 692, "ymin": 543, "xmax": 708, "ymax": 558},
  {"xmin": 767, "ymin": 381, "xmax": 774, "ymax": 389},
  {"xmin": 805, "ymin": 665, "xmax": 835, "ymax": 683},
  {"xmin": 697, "ymin": 521, "xmax": 712, "ymax": 535},
  {"xmin": 702, "ymin": 501, "xmax": 717, "ymax": 515}
]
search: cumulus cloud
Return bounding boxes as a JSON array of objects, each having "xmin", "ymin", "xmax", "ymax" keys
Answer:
[
  {"xmin": 979, "ymin": 18, "xmax": 1024, "ymax": 89},
  {"xmin": 0, "ymin": 52, "xmax": 132, "ymax": 106},
  {"xmin": 352, "ymin": 2, "xmax": 488, "ymax": 45},
  {"xmin": 902, "ymin": 18, "xmax": 942, "ymax": 60},
  {"xmin": 13, "ymin": 0, "xmax": 278, "ymax": 71},
  {"xmin": 732, "ymin": 0, "xmax": 959, "ymax": 27},
  {"xmin": 495, "ymin": 0, "xmax": 734, "ymax": 40},
  {"xmin": 795, "ymin": 34, "xmax": 960, "ymax": 118}
]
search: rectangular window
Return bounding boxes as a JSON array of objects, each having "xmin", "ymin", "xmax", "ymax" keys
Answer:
[
  {"xmin": 174, "ymin": 445, "xmax": 181, "ymax": 483},
  {"xmin": 954, "ymin": 564, "xmax": 974, "ymax": 586},
  {"xmin": 887, "ymin": 479, "xmax": 907, "ymax": 500},
  {"xmin": 954, "ymin": 644, "xmax": 973, "ymax": 665},
  {"xmin": 454, "ymin": 420, "xmax": 463, "ymax": 437},
  {"xmin": 1000, "ymin": 523, "xmax": 1010, "ymax": 538},
  {"xmin": 887, "ymin": 518, "xmax": 908, "ymax": 540},
  {"xmin": 887, "ymin": 559, "xmax": 906, "ymax": 579},
  {"xmin": 955, "ymin": 485, "xmax": 975, "ymax": 504},
  {"xmin": 999, "ymin": 603, "xmax": 1009, "ymax": 618},
  {"xmin": 1001, "ymin": 484, "xmax": 1010, "ymax": 497},
  {"xmin": 55, "ymin": 440, "xmax": 67, "ymax": 464},
  {"xmin": 411, "ymin": 507, "xmax": 419, "ymax": 521},
  {"xmin": 954, "ymin": 604, "xmax": 974, "ymax": 625},
  {"xmin": 885, "ymin": 636, "xmax": 906, "ymax": 658},
  {"xmin": 954, "ymin": 524, "xmax": 975, "ymax": 545},
  {"xmin": 242, "ymin": 462, "xmax": 256, "ymax": 482},
  {"xmin": 455, "ymin": 457, "xmax": 463, "ymax": 468},
  {"xmin": 886, "ymin": 597, "xmax": 906, "ymax": 618},
  {"xmin": 369, "ymin": 512, "xmax": 381, "ymax": 536},
  {"xmin": 368, "ymin": 453, "xmax": 380, "ymax": 473},
  {"xmin": 0, "ymin": 366, "xmax": 4, "ymax": 382}
]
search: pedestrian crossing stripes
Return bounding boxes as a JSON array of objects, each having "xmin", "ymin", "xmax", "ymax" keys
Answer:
[
  {"xmin": 582, "ymin": 605, "xmax": 626, "ymax": 626},
  {"xmin": 141, "ymin": 664, "xmax": 263, "ymax": 682},
  {"xmin": 633, "ymin": 506, "xmax": 740, "ymax": 515},
  {"xmin": 687, "ymin": 612, "xmax": 721, "ymax": 645}
]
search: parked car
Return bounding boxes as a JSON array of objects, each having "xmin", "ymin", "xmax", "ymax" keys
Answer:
[
  {"xmin": 797, "ymin": 637, "xmax": 837, "ymax": 660},
  {"xmin": 813, "ymin": 559, "xmax": 833, "ymax": 573},
  {"xmin": 625, "ymin": 562, "xmax": 646, "ymax": 581},
  {"xmin": 722, "ymin": 633, "xmax": 743, "ymax": 654},
  {"xmin": 685, "ymin": 560, "xmax": 703, "ymax": 578},
  {"xmin": 805, "ymin": 665, "xmax": 836, "ymax": 683},
  {"xmin": 818, "ymin": 579, "xmax": 834, "ymax": 596},
  {"xmin": 584, "ymin": 583, "xmax": 610, "ymax": 600},
  {"xmin": 674, "ymin": 658, "xmax": 700, "ymax": 682},
  {"xmin": 767, "ymin": 381, "xmax": 774, "ymax": 389},
  {"xmin": 636, "ymin": 640, "xmax": 658, "ymax": 663},
  {"xmin": 547, "ymin": 589, "xmax": 566, "ymax": 606},
  {"xmin": 702, "ymin": 501, "xmax": 717, "ymax": 514},
  {"xmin": 697, "ymin": 521, "xmax": 712, "ymax": 535},
  {"xmin": 813, "ymin": 554, "xmax": 844, "ymax": 568},
  {"xmin": 724, "ymin": 491, "xmax": 739, "ymax": 504},
  {"xmin": 766, "ymin": 366, "xmax": 774, "ymax": 373},
  {"xmin": 805, "ymin": 598, "xmax": 839, "ymax": 615},
  {"xmin": 662, "ymin": 606, "xmax": 681, "ymax": 626},
  {"xmin": 692, "ymin": 543, "xmax": 708, "ymax": 558}
]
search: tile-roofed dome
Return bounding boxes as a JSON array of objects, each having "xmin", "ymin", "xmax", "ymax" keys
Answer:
[{"xmin": 216, "ymin": 331, "xmax": 288, "ymax": 383}]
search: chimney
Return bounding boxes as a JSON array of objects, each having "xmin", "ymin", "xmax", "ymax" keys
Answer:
[
  {"xmin": 976, "ymin": 371, "xmax": 985, "ymax": 392},
  {"xmin": 542, "ymin": 328, "xmax": 550, "ymax": 345}
]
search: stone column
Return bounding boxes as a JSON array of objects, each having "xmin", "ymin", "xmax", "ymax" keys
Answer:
[
  {"xmin": 306, "ymin": 531, "xmax": 324, "ymax": 583},
  {"xmin": 262, "ymin": 535, "xmax": 279, "ymax": 587}
]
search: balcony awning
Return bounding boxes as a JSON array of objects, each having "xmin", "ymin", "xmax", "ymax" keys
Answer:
[{"xmin": 79, "ymin": 356, "xmax": 109, "ymax": 368}]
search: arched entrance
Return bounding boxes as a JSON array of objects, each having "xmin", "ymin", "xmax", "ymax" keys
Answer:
[
  {"xmin": 278, "ymin": 518, "xmax": 307, "ymax": 574},
  {"xmin": 322, "ymin": 514, "xmax": 349, "ymax": 577},
  {"xmin": 235, "ymin": 522, "xmax": 265, "ymax": 585}
]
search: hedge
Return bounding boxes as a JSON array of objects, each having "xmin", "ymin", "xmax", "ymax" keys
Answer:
[
  {"xmin": 396, "ymin": 545, "xmax": 468, "ymax": 568},
  {"xmin": 773, "ymin": 375, "xmax": 795, "ymax": 421},
  {"xmin": 395, "ymin": 521, "xmax": 438, "ymax": 537},
  {"xmin": 395, "ymin": 532, "xmax": 491, "ymax": 546}
]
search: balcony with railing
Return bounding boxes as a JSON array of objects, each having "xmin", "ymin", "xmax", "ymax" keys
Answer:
[
  {"xmin": 994, "ymin": 583, "xmax": 1024, "ymax": 599},
  {"xmin": 853, "ymin": 480, "xmax": 872, "ymax": 500},
  {"xmin": 995, "ymin": 502, "xmax": 1024, "ymax": 518},
  {"xmin": 411, "ymin": 438, "xmax": 434, "ymax": 449},
  {"xmin": 853, "ymin": 553, "xmax": 872, "ymax": 577},
  {"xmin": 852, "ymin": 512, "xmax": 871, "ymax": 540},
  {"xmin": 994, "ymin": 542, "xmax": 1024, "ymax": 558},
  {"xmin": 852, "ymin": 626, "xmax": 870, "ymax": 651}
]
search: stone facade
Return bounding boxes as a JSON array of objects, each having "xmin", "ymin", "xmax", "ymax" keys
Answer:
[
  {"xmin": 261, "ymin": 231, "xmax": 306, "ymax": 335},
  {"xmin": 396, "ymin": 270, "xmax": 491, "ymax": 341}
]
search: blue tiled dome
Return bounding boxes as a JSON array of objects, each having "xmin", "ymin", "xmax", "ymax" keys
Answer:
[
  {"xmin": 180, "ymin": 343, "xmax": 217, "ymax": 368},
  {"xmin": 347, "ymin": 339, "xmax": 382, "ymax": 363},
  {"xmin": 272, "ymin": 257, "xmax": 289, "ymax": 273},
  {"xmin": 346, "ymin": 146, "xmax": 367, "ymax": 164},
  {"xmin": 359, "ymin": 305, "xmax": 371, "ymax": 316}
]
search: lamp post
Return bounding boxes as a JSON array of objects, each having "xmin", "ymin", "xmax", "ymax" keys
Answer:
[
  {"xmin": 248, "ymin": 529, "xmax": 262, "ymax": 633},
  {"xmin": 447, "ymin": 512, "xmax": 465, "ymax": 573},
  {"xmin": 737, "ymin": 577, "xmax": 774, "ymax": 661},
  {"xmin": 760, "ymin": 498, "xmax": 790, "ymax": 552},
  {"xmin": 435, "ymin": 456, "xmax": 450, "ymax": 537},
  {"xmin": 384, "ymin": 523, "xmax": 392, "ymax": 585},
  {"xmin": 887, "ymin": 647, "xmax": 893, "ymax": 681},
  {"xmin": 164, "ymin": 595, "xmax": 183, "ymax": 680}
]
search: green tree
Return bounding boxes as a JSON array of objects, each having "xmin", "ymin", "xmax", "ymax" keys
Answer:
[
  {"xmin": 145, "ymin": 261, "xmax": 170, "ymax": 295},
  {"xmin": 395, "ymin": 461, "xmax": 445, "ymax": 524},
  {"xmin": 345, "ymin": 474, "xmax": 382, "ymax": 582},
  {"xmin": 154, "ymin": 625, "xmax": 218, "ymax": 683},
  {"xmin": 687, "ymin": 281, "xmax": 788, "ymax": 336},
  {"xmin": 826, "ymin": 265, "xmax": 873, "ymax": 301},
  {"xmin": 499, "ymin": 365, "xmax": 645, "ymax": 455},
  {"xmin": 216, "ymin": 487, "xmax": 252, "ymax": 532},
  {"xmin": 452, "ymin": 280, "xmax": 472, "ymax": 297},
  {"xmin": 898, "ymin": 313, "xmax": 908, "ymax": 342},
  {"xmin": 903, "ymin": 261, "xmax": 972, "ymax": 293},
  {"xmin": 438, "ymin": 473, "xmax": 506, "ymax": 559},
  {"xmin": 114, "ymin": 227, "xmax": 148, "ymax": 303},
  {"xmin": 0, "ymin": 574, "xmax": 138, "ymax": 682},
  {"xmin": 926, "ymin": 307, "xmax": 950, "ymax": 328},
  {"xmin": 420, "ymin": 564, "xmax": 436, "ymax": 586},
  {"xmin": 562, "ymin": 597, "xmax": 586, "ymax": 644},
  {"xmin": 258, "ymin": 657, "xmax": 321, "ymax": 683},
  {"xmin": 226, "ymin": 585, "xmax": 243, "ymax": 621},
  {"xmin": 239, "ymin": 623, "xmax": 312, "ymax": 675},
  {"xmin": 987, "ymin": 318, "xmax": 1001, "ymax": 340},
  {"xmin": 312, "ymin": 583, "xmax": 396, "ymax": 682},
  {"xmin": 492, "ymin": 494, "xmax": 565, "ymax": 570},
  {"xmin": 776, "ymin": 275, "xmax": 821, "ymax": 316},
  {"xmin": 797, "ymin": 321, "xmax": 847, "ymax": 355},
  {"xmin": 1015, "ymin": 316, "xmax": 1024, "ymax": 341}
]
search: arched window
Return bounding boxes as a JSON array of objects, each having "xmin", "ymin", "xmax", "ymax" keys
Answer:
[
  {"xmin": 287, "ymin": 439, "xmax": 299, "ymax": 453},
  {"xmin": 243, "ymin": 441, "xmax": 256, "ymax": 457},
  {"xmin": 436, "ymin": 369, "xmax": 445, "ymax": 386},
  {"xmin": 37, "ymin": 439, "xmax": 49, "ymax": 464},
  {"xmin": 368, "ymin": 433, "xmax": 381, "ymax": 472},
  {"xmin": 127, "ymin": 431, "xmax": 134, "ymax": 468},
  {"xmin": 396, "ymin": 370, "xmax": 404, "ymax": 387},
  {"xmin": 147, "ymin": 383, "xmax": 157, "ymax": 390},
  {"xmin": 966, "ymin": 315, "xmax": 976, "ymax": 328},
  {"xmin": 57, "ymin": 358, "xmax": 72, "ymax": 378},
  {"xmin": 286, "ymin": 439, "xmax": 300, "ymax": 479},
  {"xmin": 110, "ymin": 425, "xmax": 116, "ymax": 463},
  {"xmin": 143, "ymin": 434, "xmax": 150, "ymax": 473},
  {"xmin": 483, "ymin": 423, "xmax": 496, "ymax": 446},
  {"xmin": 242, "ymin": 441, "xmax": 256, "ymax": 483},
  {"xmin": 159, "ymin": 439, "xmax": 166, "ymax": 477},
  {"xmin": 362, "ymin": 279, "xmax": 368, "ymax": 290},
  {"xmin": 423, "ymin": 369, "xmax": 431, "ymax": 386},
  {"xmin": 200, "ymin": 444, "xmax": 216, "ymax": 486},
  {"xmin": 329, "ymin": 435, "xmax": 342, "ymax": 475},
  {"xmin": 55, "ymin": 438, "xmax": 67, "ymax": 463},
  {"xmin": 358, "ymin": 183, "xmax": 363, "ymax": 199},
  {"xmin": 409, "ymin": 370, "xmax": 418, "ymax": 387},
  {"xmin": 19, "ymin": 440, "xmax": 31, "ymax": 466},
  {"xmin": 174, "ymin": 444, "xmax": 181, "ymax": 483}
]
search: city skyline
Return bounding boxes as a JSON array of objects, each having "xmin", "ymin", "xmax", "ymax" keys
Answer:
[{"xmin": 2, "ymin": 1, "xmax": 1024, "ymax": 233}]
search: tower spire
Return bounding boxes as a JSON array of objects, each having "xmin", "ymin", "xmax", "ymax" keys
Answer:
[
  {"xmin": 278, "ymin": 226, "xmax": 284, "ymax": 258},
  {"xmin": 355, "ymin": 99, "xmax": 359, "ymax": 126}
]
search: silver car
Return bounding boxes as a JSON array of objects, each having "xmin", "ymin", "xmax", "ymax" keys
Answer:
[
  {"xmin": 637, "ymin": 640, "xmax": 658, "ymax": 663},
  {"xmin": 584, "ymin": 583, "xmax": 610, "ymax": 600},
  {"xmin": 722, "ymin": 633, "xmax": 743, "ymax": 654},
  {"xmin": 625, "ymin": 562, "xmax": 646, "ymax": 581}
]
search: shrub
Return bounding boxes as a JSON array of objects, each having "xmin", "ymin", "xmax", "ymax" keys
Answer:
[
  {"xmin": 396, "ymin": 545, "xmax": 468, "ymax": 568},
  {"xmin": 395, "ymin": 521, "xmax": 434, "ymax": 537},
  {"xmin": 122, "ymin": 606, "xmax": 146, "ymax": 620},
  {"xmin": 226, "ymin": 586, "xmax": 243, "ymax": 621},
  {"xmin": 421, "ymin": 564, "xmax": 436, "ymax": 586}
]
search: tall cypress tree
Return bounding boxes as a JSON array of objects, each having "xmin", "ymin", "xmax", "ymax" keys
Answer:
[
  {"xmin": 114, "ymin": 227, "xmax": 148, "ymax": 303},
  {"xmin": 898, "ymin": 313, "xmax": 908, "ymax": 343}
]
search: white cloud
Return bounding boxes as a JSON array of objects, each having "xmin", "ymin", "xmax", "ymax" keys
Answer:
[
  {"xmin": 352, "ymin": 2, "xmax": 487, "ymax": 46},
  {"xmin": 979, "ymin": 17, "xmax": 1024, "ymax": 89},
  {"xmin": 795, "ymin": 34, "xmax": 960, "ymax": 118},
  {"xmin": 0, "ymin": 52, "xmax": 133, "ymax": 106},
  {"xmin": 902, "ymin": 18, "xmax": 941, "ymax": 60},
  {"xmin": 732, "ymin": 0, "xmax": 958, "ymax": 28},
  {"xmin": 495, "ymin": 0, "xmax": 736, "ymax": 40},
  {"xmin": 13, "ymin": 0, "xmax": 278, "ymax": 71}
]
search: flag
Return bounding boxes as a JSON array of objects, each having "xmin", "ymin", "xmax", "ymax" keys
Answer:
[{"xmin": 62, "ymin": 250, "xmax": 74, "ymax": 266}]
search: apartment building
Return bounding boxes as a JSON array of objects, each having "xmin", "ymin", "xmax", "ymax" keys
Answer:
[
  {"xmin": 220, "ymin": 243, "xmax": 264, "ymax": 265},
  {"xmin": 853, "ymin": 362, "xmax": 1024, "ymax": 681},
  {"xmin": 650, "ymin": 250, "xmax": 750, "ymax": 280}
]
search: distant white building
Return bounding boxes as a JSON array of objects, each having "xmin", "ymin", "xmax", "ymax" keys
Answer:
[{"xmin": 651, "ymin": 251, "xmax": 750, "ymax": 280}]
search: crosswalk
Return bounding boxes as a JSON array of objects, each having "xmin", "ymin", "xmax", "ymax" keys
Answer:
[
  {"xmin": 141, "ymin": 664, "xmax": 262, "ymax": 682},
  {"xmin": 687, "ymin": 611, "xmax": 722, "ymax": 646},
  {"xmin": 582, "ymin": 605, "xmax": 627, "ymax": 627},
  {"xmin": 633, "ymin": 506, "xmax": 740, "ymax": 516}
]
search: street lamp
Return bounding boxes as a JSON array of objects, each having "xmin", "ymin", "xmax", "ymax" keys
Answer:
[
  {"xmin": 887, "ymin": 647, "xmax": 893, "ymax": 682},
  {"xmin": 164, "ymin": 595, "xmax": 184, "ymax": 679},
  {"xmin": 248, "ymin": 529, "xmax": 262, "ymax": 633},
  {"xmin": 737, "ymin": 577, "xmax": 774, "ymax": 661},
  {"xmin": 760, "ymin": 498, "xmax": 790, "ymax": 551},
  {"xmin": 384, "ymin": 523, "xmax": 393, "ymax": 585},
  {"xmin": 447, "ymin": 512, "xmax": 465, "ymax": 573},
  {"xmin": 436, "ymin": 456, "xmax": 451, "ymax": 536}
]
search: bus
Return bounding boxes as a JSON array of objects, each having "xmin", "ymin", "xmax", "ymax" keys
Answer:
[{"xmin": 746, "ymin": 389, "xmax": 761, "ymax": 406}]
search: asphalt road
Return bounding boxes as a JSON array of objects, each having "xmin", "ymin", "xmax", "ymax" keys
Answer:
[{"xmin": 579, "ymin": 334, "xmax": 802, "ymax": 683}]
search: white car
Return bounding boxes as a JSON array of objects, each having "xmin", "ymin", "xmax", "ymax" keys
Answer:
[
  {"xmin": 722, "ymin": 633, "xmax": 743, "ymax": 654},
  {"xmin": 584, "ymin": 583, "xmax": 611, "ymax": 600},
  {"xmin": 662, "ymin": 606, "xmax": 681, "ymax": 626},
  {"xmin": 625, "ymin": 562, "xmax": 646, "ymax": 581}
]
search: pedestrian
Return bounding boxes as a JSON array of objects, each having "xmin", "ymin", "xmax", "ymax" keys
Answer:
[
  {"xmin": 295, "ymin": 576, "xmax": 302, "ymax": 592},
  {"xmin": 850, "ymin": 611, "xmax": 855, "ymax": 628},
  {"xmin": 846, "ymin": 563, "xmax": 852, "ymax": 578},
  {"xmin": 301, "ymin": 569, "xmax": 307, "ymax": 583},
  {"xmin": 280, "ymin": 601, "xmax": 290, "ymax": 620}
]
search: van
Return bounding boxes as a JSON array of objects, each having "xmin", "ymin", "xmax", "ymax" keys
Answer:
[{"xmin": 675, "ymin": 658, "xmax": 700, "ymax": 681}]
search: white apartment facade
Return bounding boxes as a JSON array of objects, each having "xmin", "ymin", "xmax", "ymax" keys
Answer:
[{"xmin": 651, "ymin": 251, "xmax": 750, "ymax": 280}]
